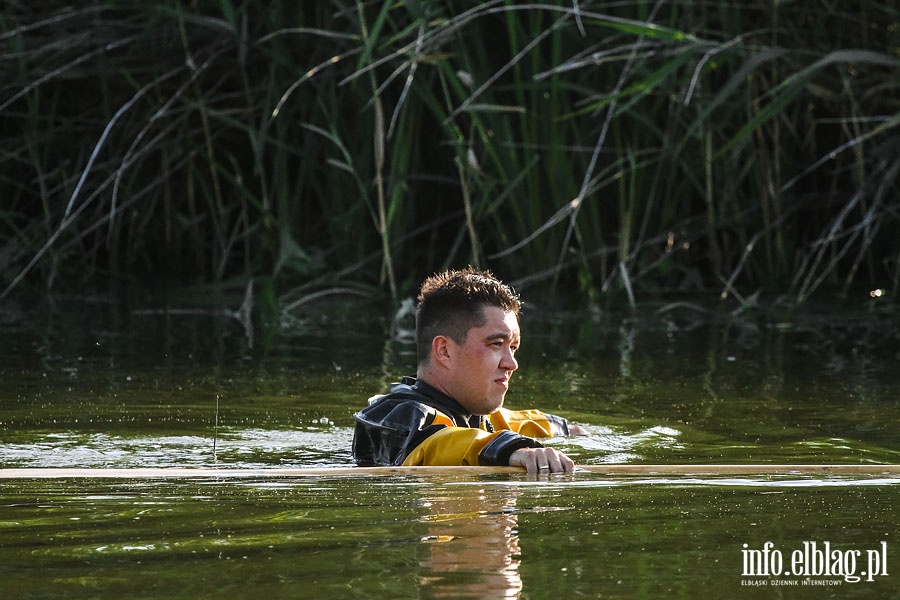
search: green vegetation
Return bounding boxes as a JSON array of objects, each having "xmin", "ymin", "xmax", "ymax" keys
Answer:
[{"xmin": 2, "ymin": 1, "xmax": 898, "ymax": 310}]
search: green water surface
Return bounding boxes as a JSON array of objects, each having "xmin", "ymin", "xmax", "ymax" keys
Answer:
[{"xmin": 1, "ymin": 296, "xmax": 898, "ymax": 598}]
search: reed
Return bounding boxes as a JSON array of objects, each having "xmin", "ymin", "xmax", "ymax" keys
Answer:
[{"xmin": 1, "ymin": 1, "xmax": 897, "ymax": 309}]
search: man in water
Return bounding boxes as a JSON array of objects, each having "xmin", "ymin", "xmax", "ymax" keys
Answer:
[{"xmin": 353, "ymin": 267, "xmax": 584, "ymax": 474}]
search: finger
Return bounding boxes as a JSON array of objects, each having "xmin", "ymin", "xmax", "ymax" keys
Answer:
[
  {"xmin": 536, "ymin": 450, "xmax": 553, "ymax": 475},
  {"xmin": 558, "ymin": 451, "xmax": 575, "ymax": 473},
  {"xmin": 550, "ymin": 449, "xmax": 575, "ymax": 474},
  {"xmin": 511, "ymin": 448, "xmax": 574, "ymax": 474},
  {"xmin": 510, "ymin": 448, "xmax": 540, "ymax": 474},
  {"xmin": 536, "ymin": 448, "xmax": 573, "ymax": 474},
  {"xmin": 545, "ymin": 450, "xmax": 563, "ymax": 473}
]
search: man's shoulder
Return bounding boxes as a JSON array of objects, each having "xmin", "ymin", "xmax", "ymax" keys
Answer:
[
  {"xmin": 367, "ymin": 378, "xmax": 429, "ymax": 405},
  {"xmin": 357, "ymin": 380, "xmax": 434, "ymax": 422}
]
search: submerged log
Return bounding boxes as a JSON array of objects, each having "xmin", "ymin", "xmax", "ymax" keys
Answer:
[{"xmin": 1, "ymin": 464, "xmax": 899, "ymax": 479}]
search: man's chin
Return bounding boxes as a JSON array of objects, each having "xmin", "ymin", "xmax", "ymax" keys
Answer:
[{"xmin": 485, "ymin": 395, "xmax": 506, "ymax": 413}]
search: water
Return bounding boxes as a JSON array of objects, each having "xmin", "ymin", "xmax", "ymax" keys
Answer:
[
  {"xmin": 3, "ymin": 473, "xmax": 897, "ymax": 599},
  {"xmin": 2, "ymin": 295, "xmax": 899, "ymax": 598}
]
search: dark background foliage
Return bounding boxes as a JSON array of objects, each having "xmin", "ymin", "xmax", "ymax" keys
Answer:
[{"xmin": 2, "ymin": 1, "xmax": 898, "ymax": 311}]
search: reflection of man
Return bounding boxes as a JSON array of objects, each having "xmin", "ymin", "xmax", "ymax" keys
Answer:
[
  {"xmin": 417, "ymin": 485, "xmax": 522, "ymax": 599},
  {"xmin": 353, "ymin": 267, "xmax": 584, "ymax": 474}
]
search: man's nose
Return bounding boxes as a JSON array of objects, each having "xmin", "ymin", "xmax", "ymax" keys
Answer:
[{"xmin": 501, "ymin": 347, "xmax": 518, "ymax": 371}]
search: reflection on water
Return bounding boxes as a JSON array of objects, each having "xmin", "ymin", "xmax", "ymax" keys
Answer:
[
  {"xmin": 2, "ymin": 474, "xmax": 898, "ymax": 599},
  {"xmin": 417, "ymin": 486, "xmax": 523, "ymax": 598}
]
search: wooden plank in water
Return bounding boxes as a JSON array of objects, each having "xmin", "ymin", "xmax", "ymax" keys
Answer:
[{"xmin": 0, "ymin": 464, "xmax": 899, "ymax": 479}]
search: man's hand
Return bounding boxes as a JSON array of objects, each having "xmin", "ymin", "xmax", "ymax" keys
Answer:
[
  {"xmin": 567, "ymin": 423, "xmax": 587, "ymax": 436},
  {"xmin": 509, "ymin": 447, "xmax": 575, "ymax": 474}
]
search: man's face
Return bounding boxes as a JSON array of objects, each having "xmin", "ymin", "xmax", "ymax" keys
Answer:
[{"xmin": 445, "ymin": 306, "xmax": 520, "ymax": 415}]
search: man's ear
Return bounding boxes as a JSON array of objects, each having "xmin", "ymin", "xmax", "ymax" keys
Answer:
[{"xmin": 431, "ymin": 335, "xmax": 454, "ymax": 367}]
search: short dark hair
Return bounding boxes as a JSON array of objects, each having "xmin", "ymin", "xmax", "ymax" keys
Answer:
[{"xmin": 416, "ymin": 267, "xmax": 521, "ymax": 365}]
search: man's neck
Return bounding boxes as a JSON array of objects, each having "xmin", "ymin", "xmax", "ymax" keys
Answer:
[{"xmin": 408, "ymin": 376, "xmax": 482, "ymax": 428}]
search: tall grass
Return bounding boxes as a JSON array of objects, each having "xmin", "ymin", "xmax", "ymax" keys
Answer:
[{"xmin": 1, "ymin": 1, "xmax": 898, "ymax": 311}]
